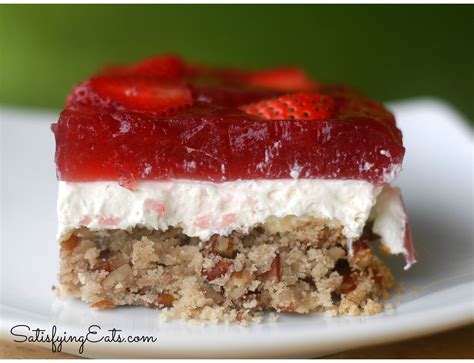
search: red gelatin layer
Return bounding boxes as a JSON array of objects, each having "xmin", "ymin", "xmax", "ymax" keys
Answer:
[{"xmin": 52, "ymin": 56, "xmax": 404, "ymax": 185}]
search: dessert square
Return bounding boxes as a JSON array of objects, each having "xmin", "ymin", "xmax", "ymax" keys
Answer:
[{"xmin": 52, "ymin": 55, "xmax": 416, "ymax": 323}]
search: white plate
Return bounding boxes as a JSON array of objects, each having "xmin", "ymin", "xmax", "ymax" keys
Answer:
[{"xmin": 1, "ymin": 99, "xmax": 473, "ymax": 358}]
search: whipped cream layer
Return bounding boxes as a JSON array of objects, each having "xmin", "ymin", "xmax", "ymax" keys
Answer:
[
  {"xmin": 57, "ymin": 179, "xmax": 410, "ymax": 263},
  {"xmin": 370, "ymin": 185, "xmax": 414, "ymax": 269}
]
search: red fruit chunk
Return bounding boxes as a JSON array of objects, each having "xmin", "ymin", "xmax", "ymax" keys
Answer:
[
  {"xmin": 52, "ymin": 58, "xmax": 405, "ymax": 185},
  {"xmin": 246, "ymin": 67, "xmax": 317, "ymax": 91},
  {"xmin": 90, "ymin": 75, "xmax": 192, "ymax": 115},
  {"xmin": 242, "ymin": 93, "xmax": 335, "ymax": 120}
]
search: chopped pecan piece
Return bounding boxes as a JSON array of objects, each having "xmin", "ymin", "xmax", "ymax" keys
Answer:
[
  {"xmin": 338, "ymin": 274, "xmax": 358, "ymax": 295},
  {"xmin": 258, "ymin": 255, "xmax": 281, "ymax": 282},
  {"xmin": 202, "ymin": 285, "xmax": 225, "ymax": 305},
  {"xmin": 149, "ymin": 293, "xmax": 174, "ymax": 308},
  {"xmin": 90, "ymin": 300, "xmax": 116, "ymax": 309},
  {"xmin": 102, "ymin": 264, "xmax": 132, "ymax": 290},
  {"xmin": 352, "ymin": 239, "xmax": 371, "ymax": 254},
  {"xmin": 95, "ymin": 253, "xmax": 129, "ymax": 273},
  {"xmin": 225, "ymin": 268, "xmax": 253, "ymax": 300},
  {"xmin": 351, "ymin": 240, "xmax": 373, "ymax": 269},
  {"xmin": 276, "ymin": 304, "xmax": 296, "ymax": 313},
  {"xmin": 202, "ymin": 259, "xmax": 233, "ymax": 281},
  {"xmin": 335, "ymin": 258, "xmax": 358, "ymax": 294},
  {"xmin": 209, "ymin": 235, "xmax": 234, "ymax": 258},
  {"xmin": 61, "ymin": 235, "xmax": 79, "ymax": 252},
  {"xmin": 99, "ymin": 248, "xmax": 112, "ymax": 259}
]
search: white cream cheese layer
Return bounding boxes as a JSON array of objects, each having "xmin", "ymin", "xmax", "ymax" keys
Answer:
[
  {"xmin": 57, "ymin": 179, "xmax": 383, "ymax": 241},
  {"xmin": 57, "ymin": 179, "xmax": 410, "ymax": 261},
  {"xmin": 369, "ymin": 185, "xmax": 412, "ymax": 268}
]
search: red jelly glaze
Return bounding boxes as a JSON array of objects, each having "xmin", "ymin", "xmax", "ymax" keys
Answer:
[{"xmin": 52, "ymin": 56, "xmax": 404, "ymax": 185}]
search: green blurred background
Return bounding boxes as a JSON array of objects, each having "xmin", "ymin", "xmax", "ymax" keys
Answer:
[{"xmin": 1, "ymin": 4, "xmax": 473, "ymax": 121}]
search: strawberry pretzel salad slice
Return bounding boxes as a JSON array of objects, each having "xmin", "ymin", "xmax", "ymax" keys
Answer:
[{"xmin": 52, "ymin": 55, "xmax": 416, "ymax": 323}]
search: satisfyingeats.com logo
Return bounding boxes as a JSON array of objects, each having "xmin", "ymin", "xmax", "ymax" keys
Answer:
[{"xmin": 10, "ymin": 324, "xmax": 158, "ymax": 354}]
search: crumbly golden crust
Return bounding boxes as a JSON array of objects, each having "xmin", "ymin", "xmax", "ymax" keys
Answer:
[{"xmin": 58, "ymin": 215, "xmax": 393, "ymax": 323}]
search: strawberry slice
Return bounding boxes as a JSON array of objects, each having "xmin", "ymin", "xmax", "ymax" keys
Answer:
[
  {"xmin": 247, "ymin": 67, "xmax": 317, "ymax": 91},
  {"xmin": 90, "ymin": 75, "xmax": 193, "ymax": 115},
  {"xmin": 129, "ymin": 54, "xmax": 185, "ymax": 80},
  {"xmin": 329, "ymin": 86, "xmax": 395, "ymax": 124},
  {"xmin": 99, "ymin": 55, "xmax": 186, "ymax": 80},
  {"xmin": 66, "ymin": 80, "xmax": 115, "ymax": 110},
  {"xmin": 242, "ymin": 93, "xmax": 335, "ymax": 120}
]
